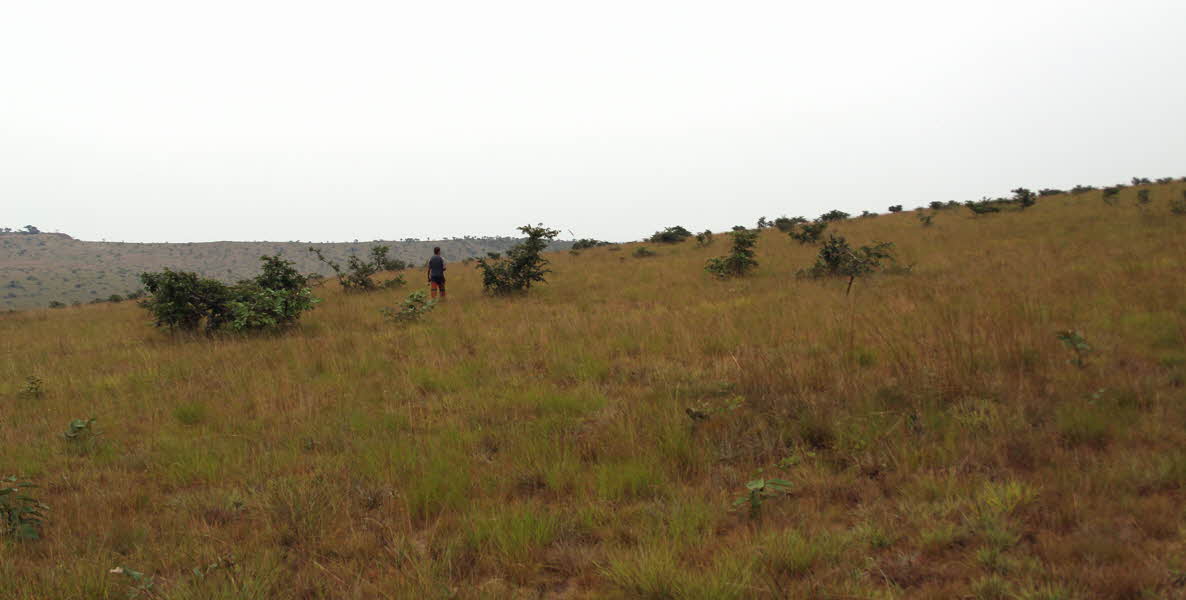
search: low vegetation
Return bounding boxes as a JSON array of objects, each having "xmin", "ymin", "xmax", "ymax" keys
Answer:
[{"xmin": 2, "ymin": 178, "xmax": 1186, "ymax": 598}]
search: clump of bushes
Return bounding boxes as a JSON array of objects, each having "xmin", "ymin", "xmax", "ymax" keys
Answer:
[
  {"xmin": 695, "ymin": 230, "xmax": 714, "ymax": 246},
  {"xmin": 633, "ymin": 246, "xmax": 657, "ymax": 258},
  {"xmin": 705, "ymin": 229, "xmax": 759, "ymax": 278},
  {"xmin": 1070, "ymin": 185, "xmax": 1096, "ymax": 195},
  {"xmin": 571, "ymin": 239, "xmax": 610, "ymax": 250},
  {"xmin": 476, "ymin": 224, "xmax": 559, "ymax": 295},
  {"xmin": 648, "ymin": 226, "xmax": 693, "ymax": 244},
  {"xmin": 789, "ymin": 221, "xmax": 828, "ymax": 245},
  {"xmin": 139, "ymin": 255, "xmax": 319, "ymax": 332},
  {"xmin": 1038, "ymin": 188, "xmax": 1064, "ymax": 197},
  {"xmin": 965, "ymin": 199, "xmax": 1002, "ymax": 215},
  {"xmin": 817, "ymin": 210, "xmax": 850, "ymax": 222},
  {"xmin": 308, "ymin": 245, "xmax": 406, "ymax": 292},
  {"xmin": 797, "ymin": 234, "xmax": 897, "ymax": 294},
  {"xmin": 774, "ymin": 216, "xmax": 807, "ymax": 232},
  {"xmin": 887, "ymin": 205, "xmax": 903, "ymax": 213}
]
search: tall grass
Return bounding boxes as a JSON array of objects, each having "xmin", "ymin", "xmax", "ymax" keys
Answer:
[{"xmin": 2, "ymin": 182, "xmax": 1186, "ymax": 597}]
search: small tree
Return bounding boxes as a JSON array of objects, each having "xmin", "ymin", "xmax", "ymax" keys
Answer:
[
  {"xmin": 789, "ymin": 221, "xmax": 827, "ymax": 245},
  {"xmin": 1011, "ymin": 188, "xmax": 1036, "ymax": 209},
  {"xmin": 705, "ymin": 229, "xmax": 759, "ymax": 278},
  {"xmin": 476, "ymin": 224, "xmax": 560, "ymax": 295},
  {"xmin": 648, "ymin": 226, "xmax": 693, "ymax": 244},
  {"xmin": 817, "ymin": 210, "xmax": 850, "ymax": 222},
  {"xmin": 308, "ymin": 245, "xmax": 405, "ymax": 292},
  {"xmin": 695, "ymin": 230, "xmax": 714, "ymax": 246},
  {"xmin": 797, "ymin": 234, "xmax": 896, "ymax": 295},
  {"xmin": 756, "ymin": 217, "xmax": 772, "ymax": 229},
  {"xmin": 888, "ymin": 205, "xmax": 903, "ymax": 213}
]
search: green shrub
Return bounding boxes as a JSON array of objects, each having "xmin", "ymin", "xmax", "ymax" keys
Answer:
[
  {"xmin": 476, "ymin": 224, "xmax": 560, "ymax": 295},
  {"xmin": 789, "ymin": 221, "xmax": 827, "ymax": 245},
  {"xmin": 797, "ymin": 234, "xmax": 897, "ymax": 294},
  {"xmin": 966, "ymin": 200, "xmax": 1002, "ymax": 215},
  {"xmin": 648, "ymin": 226, "xmax": 693, "ymax": 244},
  {"xmin": 695, "ymin": 230, "xmax": 714, "ymax": 246},
  {"xmin": 140, "ymin": 255, "xmax": 319, "ymax": 332},
  {"xmin": 705, "ymin": 229, "xmax": 759, "ymax": 278},
  {"xmin": 380, "ymin": 289, "xmax": 437, "ymax": 324},
  {"xmin": 633, "ymin": 246, "xmax": 657, "ymax": 258},
  {"xmin": 571, "ymin": 238, "xmax": 609, "ymax": 250},
  {"xmin": 1171, "ymin": 191, "xmax": 1186, "ymax": 215},
  {"xmin": 1, "ymin": 476, "xmax": 48, "ymax": 540},
  {"xmin": 817, "ymin": 210, "xmax": 850, "ymax": 222},
  {"xmin": 774, "ymin": 216, "xmax": 807, "ymax": 232},
  {"xmin": 1012, "ymin": 187, "xmax": 1036, "ymax": 208},
  {"xmin": 888, "ymin": 205, "xmax": 903, "ymax": 213}
]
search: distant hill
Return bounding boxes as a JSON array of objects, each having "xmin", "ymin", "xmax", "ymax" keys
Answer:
[{"xmin": 0, "ymin": 234, "xmax": 569, "ymax": 310}]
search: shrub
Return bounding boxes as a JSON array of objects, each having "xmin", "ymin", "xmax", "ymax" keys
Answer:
[
  {"xmin": 888, "ymin": 205, "xmax": 903, "ymax": 213},
  {"xmin": 47, "ymin": 300, "xmax": 65, "ymax": 309},
  {"xmin": 817, "ymin": 210, "xmax": 850, "ymax": 222},
  {"xmin": 1038, "ymin": 188, "xmax": 1064, "ymax": 197},
  {"xmin": 705, "ymin": 229, "xmax": 759, "ymax": 278},
  {"xmin": 648, "ymin": 226, "xmax": 693, "ymax": 244},
  {"xmin": 756, "ymin": 217, "xmax": 772, "ymax": 229},
  {"xmin": 1070, "ymin": 184, "xmax": 1096, "ymax": 195},
  {"xmin": 140, "ymin": 255, "xmax": 319, "ymax": 332},
  {"xmin": 1, "ymin": 476, "xmax": 48, "ymax": 540},
  {"xmin": 571, "ymin": 238, "xmax": 609, "ymax": 250},
  {"xmin": 107, "ymin": 294, "xmax": 123, "ymax": 303},
  {"xmin": 929, "ymin": 201, "xmax": 946, "ymax": 210},
  {"xmin": 1136, "ymin": 189, "xmax": 1151, "ymax": 205},
  {"xmin": 918, "ymin": 213, "xmax": 934, "ymax": 227},
  {"xmin": 860, "ymin": 210, "xmax": 878, "ymax": 218},
  {"xmin": 797, "ymin": 234, "xmax": 896, "ymax": 294},
  {"xmin": 965, "ymin": 200, "xmax": 1002, "ymax": 215},
  {"xmin": 632, "ymin": 246, "xmax": 657, "ymax": 258},
  {"xmin": 380, "ymin": 290, "xmax": 436, "ymax": 324},
  {"xmin": 1131, "ymin": 177, "xmax": 1151, "ymax": 185},
  {"xmin": 789, "ymin": 221, "xmax": 827, "ymax": 245},
  {"xmin": 19, "ymin": 376, "xmax": 44, "ymax": 399},
  {"xmin": 308, "ymin": 246, "xmax": 406, "ymax": 292},
  {"xmin": 476, "ymin": 224, "xmax": 560, "ymax": 295},
  {"xmin": 774, "ymin": 216, "xmax": 807, "ymax": 232},
  {"xmin": 695, "ymin": 230, "xmax": 714, "ymax": 246},
  {"xmin": 1011, "ymin": 188, "xmax": 1036, "ymax": 209},
  {"xmin": 1171, "ymin": 191, "xmax": 1186, "ymax": 215}
]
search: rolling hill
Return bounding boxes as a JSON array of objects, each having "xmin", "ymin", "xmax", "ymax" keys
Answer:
[{"xmin": 0, "ymin": 235, "xmax": 565, "ymax": 310}]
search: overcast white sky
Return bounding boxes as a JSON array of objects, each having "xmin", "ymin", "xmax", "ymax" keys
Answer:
[{"xmin": 2, "ymin": 1, "xmax": 1184, "ymax": 243}]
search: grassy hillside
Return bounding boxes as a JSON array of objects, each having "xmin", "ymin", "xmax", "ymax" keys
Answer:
[
  {"xmin": 3, "ymin": 181, "xmax": 1186, "ymax": 599},
  {"xmin": 0, "ymin": 235, "xmax": 551, "ymax": 311}
]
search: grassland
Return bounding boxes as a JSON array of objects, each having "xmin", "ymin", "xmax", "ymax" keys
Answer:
[
  {"xmin": 3, "ymin": 181, "xmax": 1186, "ymax": 599},
  {"xmin": 0, "ymin": 235, "xmax": 541, "ymax": 311}
]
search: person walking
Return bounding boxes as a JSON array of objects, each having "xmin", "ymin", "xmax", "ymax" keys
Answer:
[{"xmin": 427, "ymin": 246, "xmax": 446, "ymax": 300}]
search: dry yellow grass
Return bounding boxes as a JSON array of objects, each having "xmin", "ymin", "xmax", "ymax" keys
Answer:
[{"xmin": 3, "ymin": 182, "xmax": 1186, "ymax": 598}]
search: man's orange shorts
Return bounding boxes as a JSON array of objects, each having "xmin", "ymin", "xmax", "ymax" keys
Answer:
[{"xmin": 430, "ymin": 278, "xmax": 445, "ymax": 291}]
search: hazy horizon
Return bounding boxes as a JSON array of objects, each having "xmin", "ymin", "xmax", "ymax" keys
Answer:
[{"xmin": 3, "ymin": 0, "xmax": 1184, "ymax": 244}]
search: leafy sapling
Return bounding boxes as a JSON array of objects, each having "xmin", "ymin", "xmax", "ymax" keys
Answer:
[
  {"xmin": 1, "ymin": 476, "xmax": 48, "ymax": 540},
  {"xmin": 380, "ymin": 290, "xmax": 437, "ymax": 324},
  {"xmin": 1056, "ymin": 330, "xmax": 1092, "ymax": 368},
  {"xmin": 733, "ymin": 478, "xmax": 793, "ymax": 520}
]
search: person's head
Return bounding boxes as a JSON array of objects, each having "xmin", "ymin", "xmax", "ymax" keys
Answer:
[{"xmin": 433, "ymin": 247, "xmax": 441, "ymax": 255}]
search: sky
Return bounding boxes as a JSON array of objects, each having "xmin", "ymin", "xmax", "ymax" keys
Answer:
[{"xmin": 2, "ymin": 0, "xmax": 1184, "ymax": 243}]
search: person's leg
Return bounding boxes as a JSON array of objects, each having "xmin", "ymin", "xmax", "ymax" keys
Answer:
[{"xmin": 430, "ymin": 280, "xmax": 439, "ymax": 300}]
